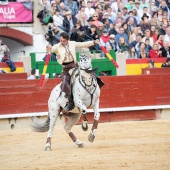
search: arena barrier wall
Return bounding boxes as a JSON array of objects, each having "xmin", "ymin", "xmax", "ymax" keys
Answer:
[
  {"xmin": 0, "ymin": 62, "xmax": 24, "ymax": 73},
  {"xmin": 0, "ymin": 75, "xmax": 170, "ymax": 123}
]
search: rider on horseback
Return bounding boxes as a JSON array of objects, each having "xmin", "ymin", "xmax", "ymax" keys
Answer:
[{"xmin": 47, "ymin": 32, "xmax": 101, "ymax": 112}]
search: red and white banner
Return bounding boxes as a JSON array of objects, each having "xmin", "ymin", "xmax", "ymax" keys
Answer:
[{"xmin": 0, "ymin": 2, "xmax": 33, "ymax": 23}]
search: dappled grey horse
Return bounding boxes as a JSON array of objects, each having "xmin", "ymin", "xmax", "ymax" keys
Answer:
[{"xmin": 31, "ymin": 55, "xmax": 100, "ymax": 150}]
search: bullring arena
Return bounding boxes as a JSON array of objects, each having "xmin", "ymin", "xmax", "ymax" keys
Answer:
[
  {"xmin": 0, "ymin": 120, "xmax": 170, "ymax": 170},
  {"xmin": 1, "ymin": 75, "xmax": 170, "ymax": 170}
]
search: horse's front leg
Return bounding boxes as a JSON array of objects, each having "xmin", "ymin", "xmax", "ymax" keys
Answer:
[
  {"xmin": 82, "ymin": 113, "xmax": 88, "ymax": 131},
  {"xmin": 45, "ymin": 102, "xmax": 60, "ymax": 151},
  {"xmin": 88, "ymin": 97, "xmax": 100, "ymax": 143},
  {"xmin": 64, "ymin": 113, "xmax": 84, "ymax": 148}
]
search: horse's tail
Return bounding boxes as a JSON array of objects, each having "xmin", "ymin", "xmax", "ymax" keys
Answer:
[{"xmin": 31, "ymin": 113, "xmax": 50, "ymax": 132}]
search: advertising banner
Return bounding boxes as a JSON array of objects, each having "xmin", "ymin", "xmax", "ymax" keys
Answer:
[{"xmin": 0, "ymin": 2, "xmax": 33, "ymax": 23}]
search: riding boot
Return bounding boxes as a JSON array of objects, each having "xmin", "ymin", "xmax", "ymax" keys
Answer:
[{"xmin": 63, "ymin": 93, "xmax": 75, "ymax": 112}]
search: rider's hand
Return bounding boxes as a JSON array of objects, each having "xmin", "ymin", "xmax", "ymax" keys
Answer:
[{"xmin": 94, "ymin": 39, "xmax": 100, "ymax": 45}]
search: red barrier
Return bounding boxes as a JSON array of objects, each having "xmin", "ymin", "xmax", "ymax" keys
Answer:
[{"xmin": 0, "ymin": 75, "xmax": 170, "ymax": 121}]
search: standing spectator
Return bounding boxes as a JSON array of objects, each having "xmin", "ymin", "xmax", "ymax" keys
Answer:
[
  {"xmin": 149, "ymin": 43, "xmax": 162, "ymax": 58},
  {"xmin": 161, "ymin": 58, "xmax": 170, "ymax": 67},
  {"xmin": 159, "ymin": 41, "xmax": 170, "ymax": 57},
  {"xmin": 115, "ymin": 27, "xmax": 129, "ymax": 45},
  {"xmin": 27, "ymin": 69, "xmax": 36, "ymax": 80},
  {"xmin": 85, "ymin": 1, "xmax": 95, "ymax": 19}
]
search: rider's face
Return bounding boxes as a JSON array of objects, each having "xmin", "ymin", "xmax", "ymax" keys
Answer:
[{"xmin": 60, "ymin": 36, "xmax": 68, "ymax": 46}]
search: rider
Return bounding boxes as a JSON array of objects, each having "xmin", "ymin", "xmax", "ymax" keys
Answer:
[{"xmin": 47, "ymin": 32, "xmax": 100, "ymax": 112}]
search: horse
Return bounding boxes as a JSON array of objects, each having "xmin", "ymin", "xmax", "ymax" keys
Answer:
[{"xmin": 31, "ymin": 54, "xmax": 101, "ymax": 150}]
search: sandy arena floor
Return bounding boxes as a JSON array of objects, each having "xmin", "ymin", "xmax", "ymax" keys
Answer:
[{"xmin": 0, "ymin": 120, "xmax": 170, "ymax": 170}]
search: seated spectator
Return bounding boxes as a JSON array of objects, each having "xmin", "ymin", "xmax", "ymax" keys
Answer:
[
  {"xmin": 158, "ymin": 9, "xmax": 163, "ymax": 22},
  {"xmin": 115, "ymin": 27, "xmax": 129, "ymax": 45},
  {"xmin": 75, "ymin": 6, "xmax": 88, "ymax": 21},
  {"xmin": 0, "ymin": 68, "xmax": 7, "ymax": 74},
  {"xmin": 149, "ymin": 43, "xmax": 162, "ymax": 58},
  {"xmin": 117, "ymin": 37, "xmax": 128, "ymax": 53},
  {"xmin": 109, "ymin": 23, "xmax": 120, "ymax": 35},
  {"xmin": 161, "ymin": 11, "xmax": 169, "ymax": 25},
  {"xmin": 159, "ymin": 1, "xmax": 169, "ymax": 14},
  {"xmin": 85, "ymin": 1, "xmax": 95, "ymax": 19},
  {"xmin": 92, "ymin": 13, "xmax": 100, "ymax": 27},
  {"xmin": 125, "ymin": 0, "xmax": 135, "ymax": 11},
  {"xmin": 96, "ymin": 22, "xmax": 104, "ymax": 38},
  {"xmin": 63, "ymin": 10, "xmax": 76, "ymax": 35},
  {"xmin": 64, "ymin": 0, "xmax": 78, "ymax": 16},
  {"xmin": 99, "ymin": 29, "xmax": 110, "ymax": 48},
  {"xmin": 126, "ymin": 46, "xmax": 137, "ymax": 59},
  {"xmin": 58, "ymin": 2, "xmax": 70, "ymax": 17},
  {"xmin": 142, "ymin": 29, "xmax": 154, "ymax": 47},
  {"xmin": 125, "ymin": 11, "xmax": 138, "ymax": 25},
  {"xmin": 129, "ymin": 27, "xmax": 138, "ymax": 43},
  {"xmin": 106, "ymin": 6, "xmax": 116, "ymax": 23},
  {"xmin": 121, "ymin": 22, "xmax": 129, "ymax": 36},
  {"xmin": 129, "ymin": 33, "xmax": 143, "ymax": 51},
  {"xmin": 159, "ymin": 41, "xmax": 170, "ymax": 58},
  {"xmin": 106, "ymin": 34, "xmax": 117, "ymax": 52},
  {"xmin": 159, "ymin": 22, "xmax": 168, "ymax": 35},
  {"xmin": 27, "ymin": 69, "xmax": 36, "ymax": 80},
  {"xmin": 133, "ymin": 1, "xmax": 142, "ymax": 20},
  {"xmin": 155, "ymin": 34, "xmax": 164, "ymax": 47},
  {"xmin": 148, "ymin": 60, "xmax": 156, "ymax": 68},
  {"xmin": 122, "ymin": 7, "xmax": 129, "ymax": 20},
  {"xmin": 139, "ymin": 14, "xmax": 151, "ymax": 33},
  {"xmin": 140, "ymin": 3, "xmax": 150, "ymax": 17},
  {"xmin": 132, "ymin": 9, "xmax": 140, "ymax": 24},
  {"xmin": 127, "ymin": 17, "xmax": 137, "ymax": 36},
  {"xmin": 70, "ymin": 20, "xmax": 86, "ymax": 42},
  {"xmin": 53, "ymin": 9, "xmax": 64, "ymax": 30},
  {"xmin": 145, "ymin": 38, "xmax": 152, "ymax": 56},
  {"xmin": 137, "ymin": 42, "xmax": 148, "ymax": 58},
  {"xmin": 0, "ymin": 39, "xmax": 9, "ymax": 61},
  {"xmin": 161, "ymin": 58, "xmax": 170, "ymax": 67},
  {"xmin": 77, "ymin": 13, "xmax": 89, "ymax": 27},
  {"xmin": 150, "ymin": 12, "xmax": 161, "ymax": 29},
  {"xmin": 164, "ymin": 26, "xmax": 170, "ymax": 43}
]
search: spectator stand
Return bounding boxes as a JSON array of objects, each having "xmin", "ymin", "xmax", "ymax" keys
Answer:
[{"xmin": 0, "ymin": 62, "xmax": 24, "ymax": 73}]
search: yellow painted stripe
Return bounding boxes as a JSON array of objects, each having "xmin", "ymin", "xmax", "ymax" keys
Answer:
[
  {"xmin": 42, "ymin": 66, "xmax": 47, "ymax": 75},
  {"xmin": 106, "ymin": 53, "xmax": 112, "ymax": 60},
  {"xmin": 126, "ymin": 63, "xmax": 163, "ymax": 75},
  {"xmin": 3, "ymin": 67, "xmax": 24, "ymax": 73}
]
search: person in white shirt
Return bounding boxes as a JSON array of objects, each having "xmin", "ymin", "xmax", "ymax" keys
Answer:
[
  {"xmin": 164, "ymin": 27, "xmax": 170, "ymax": 43},
  {"xmin": 85, "ymin": 1, "xmax": 95, "ymax": 19},
  {"xmin": 53, "ymin": 9, "xmax": 64, "ymax": 28},
  {"xmin": 27, "ymin": 69, "xmax": 36, "ymax": 80}
]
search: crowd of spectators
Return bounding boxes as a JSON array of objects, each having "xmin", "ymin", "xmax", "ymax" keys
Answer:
[{"xmin": 38, "ymin": 0, "xmax": 170, "ymax": 60}]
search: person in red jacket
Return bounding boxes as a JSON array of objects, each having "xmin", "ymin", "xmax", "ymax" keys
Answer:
[{"xmin": 149, "ymin": 43, "xmax": 162, "ymax": 58}]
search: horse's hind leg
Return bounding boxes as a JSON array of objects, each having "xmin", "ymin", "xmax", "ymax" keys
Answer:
[
  {"xmin": 64, "ymin": 113, "xmax": 84, "ymax": 148},
  {"xmin": 45, "ymin": 102, "xmax": 60, "ymax": 151}
]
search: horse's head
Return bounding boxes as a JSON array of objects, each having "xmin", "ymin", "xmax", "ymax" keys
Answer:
[{"xmin": 78, "ymin": 55, "xmax": 97, "ymax": 75}]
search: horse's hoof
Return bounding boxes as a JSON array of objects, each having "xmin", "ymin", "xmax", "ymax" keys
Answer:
[
  {"xmin": 45, "ymin": 142, "xmax": 51, "ymax": 151},
  {"xmin": 78, "ymin": 143, "xmax": 84, "ymax": 148},
  {"xmin": 88, "ymin": 133, "xmax": 95, "ymax": 143},
  {"xmin": 81, "ymin": 123, "xmax": 88, "ymax": 131}
]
